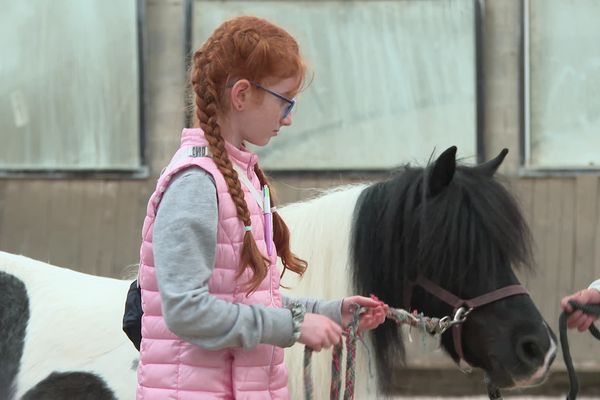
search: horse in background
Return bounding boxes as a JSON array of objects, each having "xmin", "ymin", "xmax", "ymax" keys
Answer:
[
  {"xmin": 280, "ymin": 146, "xmax": 556, "ymax": 398},
  {"xmin": 0, "ymin": 146, "xmax": 556, "ymax": 399}
]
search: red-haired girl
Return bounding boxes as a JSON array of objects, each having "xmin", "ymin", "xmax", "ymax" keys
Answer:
[{"xmin": 136, "ymin": 16, "xmax": 386, "ymax": 399}]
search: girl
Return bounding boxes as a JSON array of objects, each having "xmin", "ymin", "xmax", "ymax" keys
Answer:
[{"xmin": 136, "ymin": 16, "xmax": 387, "ymax": 399}]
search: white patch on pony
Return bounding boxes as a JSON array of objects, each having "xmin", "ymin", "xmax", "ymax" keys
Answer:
[
  {"xmin": 279, "ymin": 185, "xmax": 367, "ymax": 398},
  {"xmin": 515, "ymin": 323, "xmax": 557, "ymax": 387},
  {"xmin": 279, "ymin": 185, "xmax": 458, "ymax": 399},
  {"xmin": 0, "ymin": 251, "xmax": 138, "ymax": 400}
]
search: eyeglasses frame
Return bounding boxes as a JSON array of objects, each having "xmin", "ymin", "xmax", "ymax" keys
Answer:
[{"xmin": 249, "ymin": 81, "xmax": 296, "ymax": 119}]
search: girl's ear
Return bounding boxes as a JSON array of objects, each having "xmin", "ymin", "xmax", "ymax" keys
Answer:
[{"xmin": 230, "ymin": 80, "xmax": 252, "ymax": 111}]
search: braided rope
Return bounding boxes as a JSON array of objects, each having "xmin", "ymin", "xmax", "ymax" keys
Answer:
[
  {"xmin": 343, "ymin": 308, "xmax": 360, "ymax": 400},
  {"xmin": 330, "ymin": 341, "xmax": 343, "ymax": 399},
  {"xmin": 386, "ymin": 307, "xmax": 444, "ymax": 334},
  {"xmin": 303, "ymin": 347, "xmax": 313, "ymax": 400},
  {"xmin": 303, "ymin": 305, "xmax": 457, "ymax": 400}
]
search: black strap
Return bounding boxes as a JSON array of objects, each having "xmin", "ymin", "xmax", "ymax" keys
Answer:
[{"xmin": 559, "ymin": 300, "xmax": 600, "ymax": 400}]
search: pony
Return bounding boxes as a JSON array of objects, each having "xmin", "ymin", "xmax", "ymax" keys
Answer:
[
  {"xmin": 280, "ymin": 146, "xmax": 557, "ymax": 398},
  {"xmin": 0, "ymin": 146, "xmax": 556, "ymax": 399}
]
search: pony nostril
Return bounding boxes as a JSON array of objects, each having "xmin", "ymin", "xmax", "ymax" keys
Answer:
[{"xmin": 516, "ymin": 335, "xmax": 545, "ymax": 366}]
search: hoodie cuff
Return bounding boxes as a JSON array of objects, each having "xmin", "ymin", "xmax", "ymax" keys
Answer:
[
  {"xmin": 261, "ymin": 307, "xmax": 297, "ymax": 348},
  {"xmin": 588, "ymin": 279, "xmax": 600, "ymax": 292}
]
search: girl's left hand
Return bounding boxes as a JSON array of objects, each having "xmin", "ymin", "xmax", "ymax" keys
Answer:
[{"xmin": 341, "ymin": 295, "xmax": 388, "ymax": 333}]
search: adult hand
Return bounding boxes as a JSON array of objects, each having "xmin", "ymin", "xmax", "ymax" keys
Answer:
[
  {"xmin": 560, "ymin": 288, "xmax": 600, "ymax": 331},
  {"xmin": 341, "ymin": 295, "xmax": 388, "ymax": 333},
  {"xmin": 298, "ymin": 313, "xmax": 342, "ymax": 351}
]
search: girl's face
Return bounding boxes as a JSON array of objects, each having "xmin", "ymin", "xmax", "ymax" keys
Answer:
[{"xmin": 224, "ymin": 77, "xmax": 299, "ymax": 148}]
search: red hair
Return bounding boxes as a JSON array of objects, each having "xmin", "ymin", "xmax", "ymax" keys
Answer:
[{"xmin": 190, "ymin": 16, "xmax": 307, "ymax": 294}]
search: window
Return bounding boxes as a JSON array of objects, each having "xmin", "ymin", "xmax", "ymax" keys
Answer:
[
  {"xmin": 524, "ymin": 0, "xmax": 600, "ymax": 171},
  {"xmin": 192, "ymin": 0, "xmax": 480, "ymax": 170},
  {"xmin": 0, "ymin": 1, "xmax": 144, "ymax": 174}
]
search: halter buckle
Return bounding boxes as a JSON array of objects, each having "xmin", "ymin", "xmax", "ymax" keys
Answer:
[
  {"xmin": 436, "ymin": 306, "xmax": 473, "ymax": 334},
  {"xmin": 452, "ymin": 306, "xmax": 473, "ymax": 324}
]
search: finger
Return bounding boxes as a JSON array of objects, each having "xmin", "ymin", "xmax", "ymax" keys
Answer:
[
  {"xmin": 352, "ymin": 296, "xmax": 382, "ymax": 308},
  {"xmin": 332, "ymin": 333, "xmax": 341, "ymax": 345},
  {"xmin": 566, "ymin": 311, "xmax": 582, "ymax": 328},
  {"xmin": 561, "ymin": 297, "xmax": 573, "ymax": 312},
  {"xmin": 332, "ymin": 324, "xmax": 343, "ymax": 339},
  {"xmin": 579, "ymin": 289, "xmax": 600, "ymax": 305},
  {"xmin": 573, "ymin": 289, "xmax": 596, "ymax": 306},
  {"xmin": 359, "ymin": 315, "xmax": 374, "ymax": 331},
  {"xmin": 327, "ymin": 330, "xmax": 340, "ymax": 346},
  {"xmin": 579, "ymin": 316, "xmax": 594, "ymax": 332},
  {"xmin": 332, "ymin": 320, "xmax": 343, "ymax": 335},
  {"xmin": 569, "ymin": 311, "xmax": 587, "ymax": 329}
]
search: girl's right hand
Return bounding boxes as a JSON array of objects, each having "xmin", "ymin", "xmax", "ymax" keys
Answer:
[{"xmin": 298, "ymin": 313, "xmax": 342, "ymax": 351}]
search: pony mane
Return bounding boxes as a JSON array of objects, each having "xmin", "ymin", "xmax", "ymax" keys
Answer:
[{"xmin": 350, "ymin": 160, "xmax": 533, "ymax": 377}]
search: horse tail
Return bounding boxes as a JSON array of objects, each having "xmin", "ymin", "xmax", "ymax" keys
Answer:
[{"xmin": 0, "ymin": 271, "xmax": 30, "ymax": 400}]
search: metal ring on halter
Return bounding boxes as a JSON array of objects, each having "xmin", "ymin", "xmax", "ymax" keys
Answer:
[
  {"xmin": 451, "ymin": 306, "xmax": 473, "ymax": 325},
  {"xmin": 437, "ymin": 306, "xmax": 473, "ymax": 334}
]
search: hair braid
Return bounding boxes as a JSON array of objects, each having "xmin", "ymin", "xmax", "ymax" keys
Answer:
[
  {"xmin": 190, "ymin": 16, "xmax": 307, "ymax": 294},
  {"xmin": 254, "ymin": 165, "xmax": 307, "ymax": 279},
  {"xmin": 193, "ymin": 47, "xmax": 269, "ymax": 294}
]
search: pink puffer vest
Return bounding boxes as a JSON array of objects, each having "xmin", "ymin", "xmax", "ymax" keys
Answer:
[{"xmin": 136, "ymin": 128, "xmax": 288, "ymax": 399}]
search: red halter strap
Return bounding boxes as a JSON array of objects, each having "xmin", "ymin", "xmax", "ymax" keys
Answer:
[{"xmin": 405, "ymin": 275, "xmax": 529, "ymax": 363}]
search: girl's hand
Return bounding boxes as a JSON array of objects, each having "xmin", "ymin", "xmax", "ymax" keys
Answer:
[
  {"xmin": 298, "ymin": 313, "xmax": 342, "ymax": 351},
  {"xmin": 560, "ymin": 288, "xmax": 600, "ymax": 332},
  {"xmin": 341, "ymin": 295, "xmax": 388, "ymax": 333}
]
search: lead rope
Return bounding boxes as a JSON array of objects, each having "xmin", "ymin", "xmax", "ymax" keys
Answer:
[
  {"xmin": 559, "ymin": 300, "xmax": 600, "ymax": 400},
  {"xmin": 303, "ymin": 305, "xmax": 362, "ymax": 400},
  {"xmin": 341, "ymin": 305, "xmax": 360, "ymax": 400},
  {"xmin": 303, "ymin": 305, "xmax": 467, "ymax": 400}
]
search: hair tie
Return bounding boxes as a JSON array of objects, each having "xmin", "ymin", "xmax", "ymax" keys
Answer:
[{"xmin": 244, "ymin": 226, "xmax": 252, "ymax": 232}]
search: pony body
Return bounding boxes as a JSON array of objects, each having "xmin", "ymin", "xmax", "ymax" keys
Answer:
[{"xmin": 0, "ymin": 252, "xmax": 137, "ymax": 400}]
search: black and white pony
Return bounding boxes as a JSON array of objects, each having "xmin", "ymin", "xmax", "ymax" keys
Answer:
[
  {"xmin": 0, "ymin": 146, "xmax": 556, "ymax": 399},
  {"xmin": 281, "ymin": 146, "xmax": 557, "ymax": 398}
]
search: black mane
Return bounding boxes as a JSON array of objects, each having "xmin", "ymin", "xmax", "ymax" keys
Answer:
[{"xmin": 351, "ymin": 152, "xmax": 533, "ymax": 379}]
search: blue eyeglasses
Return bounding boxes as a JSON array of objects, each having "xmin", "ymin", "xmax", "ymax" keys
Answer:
[{"xmin": 250, "ymin": 81, "xmax": 296, "ymax": 119}]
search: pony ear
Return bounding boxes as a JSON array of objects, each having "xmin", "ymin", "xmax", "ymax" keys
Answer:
[
  {"xmin": 473, "ymin": 148, "xmax": 509, "ymax": 176},
  {"xmin": 428, "ymin": 146, "xmax": 457, "ymax": 197}
]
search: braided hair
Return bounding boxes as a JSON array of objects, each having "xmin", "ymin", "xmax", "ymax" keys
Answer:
[{"xmin": 190, "ymin": 16, "xmax": 307, "ymax": 293}]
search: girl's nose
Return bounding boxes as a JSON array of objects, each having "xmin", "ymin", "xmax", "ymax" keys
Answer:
[{"xmin": 280, "ymin": 113, "xmax": 293, "ymax": 126}]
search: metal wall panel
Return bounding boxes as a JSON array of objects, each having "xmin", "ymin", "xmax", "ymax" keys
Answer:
[{"xmin": 193, "ymin": 0, "xmax": 479, "ymax": 170}]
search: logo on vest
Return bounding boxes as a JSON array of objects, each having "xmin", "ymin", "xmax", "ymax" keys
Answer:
[{"xmin": 190, "ymin": 146, "xmax": 208, "ymax": 157}]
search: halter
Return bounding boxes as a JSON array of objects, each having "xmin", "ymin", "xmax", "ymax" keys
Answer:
[{"xmin": 404, "ymin": 274, "xmax": 529, "ymax": 364}]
